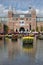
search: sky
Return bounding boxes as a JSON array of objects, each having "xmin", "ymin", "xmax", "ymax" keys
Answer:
[
  {"xmin": 0, "ymin": 0, "xmax": 43, "ymax": 10},
  {"xmin": 0, "ymin": 0, "xmax": 43, "ymax": 16}
]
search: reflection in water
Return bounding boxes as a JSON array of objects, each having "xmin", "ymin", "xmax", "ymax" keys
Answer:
[
  {"xmin": 0, "ymin": 40, "xmax": 4, "ymax": 50},
  {"xmin": 0, "ymin": 37, "xmax": 43, "ymax": 65}
]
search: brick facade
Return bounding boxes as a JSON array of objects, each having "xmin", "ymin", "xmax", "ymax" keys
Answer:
[{"xmin": 7, "ymin": 8, "xmax": 43, "ymax": 33}]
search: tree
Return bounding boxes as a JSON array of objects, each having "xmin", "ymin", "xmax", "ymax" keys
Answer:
[
  {"xmin": 0, "ymin": 23, "xmax": 2, "ymax": 30},
  {"xmin": 31, "ymin": 29, "xmax": 35, "ymax": 32},
  {"xmin": 36, "ymin": 26, "xmax": 39, "ymax": 32},
  {"xmin": 0, "ymin": 23, "xmax": 2, "ymax": 27},
  {"xmin": 40, "ymin": 26, "xmax": 43, "ymax": 32},
  {"xmin": 4, "ymin": 24, "xmax": 9, "ymax": 34}
]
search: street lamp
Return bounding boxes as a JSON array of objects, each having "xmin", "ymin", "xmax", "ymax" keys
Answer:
[{"xmin": 13, "ymin": 21, "xmax": 14, "ymax": 33}]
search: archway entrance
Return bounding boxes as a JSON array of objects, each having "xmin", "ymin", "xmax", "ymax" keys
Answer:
[{"xmin": 19, "ymin": 27, "xmax": 25, "ymax": 33}]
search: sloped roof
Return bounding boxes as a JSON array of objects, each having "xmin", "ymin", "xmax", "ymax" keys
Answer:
[{"xmin": 13, "ymin": 14, "xmax": 31, "ymax": 18}]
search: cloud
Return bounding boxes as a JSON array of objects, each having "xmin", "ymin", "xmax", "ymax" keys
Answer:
[
  {"xmin": 0, "ymin": 4, "xmax": 5, "ymax": 13},
  {"xmin": 0, "ymin": 4, "xmax": 8, "ymax": 16},
  {"xmin": 3, "ymin": 9, "xmax": 8, "ymax": 14},
  {"xmin": 0, "ymin": 4, "xmax": 43, "ymax": 17},
  {"xmin": 15, "ymin": 10, "xmax": 28, "ymax": 14},
  {"xmin": 36, "ymin": 9, "xmax": 39, "ymax": 14},
  {"xmin": 36, "ymin": 8, "xmax": 43, "ymax": 16}
]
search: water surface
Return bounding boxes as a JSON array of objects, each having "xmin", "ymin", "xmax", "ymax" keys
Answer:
[{"xmin": 0, "ymin": 37, "xmax": 43, "ymax": 65}]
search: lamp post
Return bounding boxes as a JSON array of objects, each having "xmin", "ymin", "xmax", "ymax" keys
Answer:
[{"xmin": 12, "ymin": 18, "xmax": 14, "ymax": 34}]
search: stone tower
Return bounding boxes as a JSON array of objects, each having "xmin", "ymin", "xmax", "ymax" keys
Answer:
[
  {"xmin": 31, "ymin": 8, "xmax": 36, "ymax": 31},
  {"xmin": 8, "ymin": 6, "xmax": 13, "ymax": 33},
  {"xmin": 8, "ymin": 6, "xmax": 13, "ymax": 18}
]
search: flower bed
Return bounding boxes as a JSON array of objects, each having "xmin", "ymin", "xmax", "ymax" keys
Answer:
[
  {"xmin": 29, "ymin": 34, "xmax": 34, "ymax": 37},
  {"xmin": 18, "ymin": 34, "xmax": 22, "ymax": 38},
  {"xmin": 22, "ymin": 36, "xmax": 34, "ymax": 47},
  {"xmin": 38, "ymin": 35, "xmax": 43, "ymax": 40},
  {"xmin": 12, "ymin": 34, "xmax": 18, "ymax": 41}
]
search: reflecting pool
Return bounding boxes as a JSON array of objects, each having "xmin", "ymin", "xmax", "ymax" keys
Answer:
[{"xmin": 0, "ymin": 37, "xmax": 43, "ymax": 65}]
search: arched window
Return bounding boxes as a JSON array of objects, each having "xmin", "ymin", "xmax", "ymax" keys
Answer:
[
  {"xmin": 16, "ymin": 29, "xmax": 18, "ymax": 32},
  {"xmin": 19, "ymin": 27, "xmax": 25, "ymax": 32},
  {"xmin": 27, "ymin": 29, "xmax": 28, "ymax": 32},
  {"xmin": 30, "ymin": 24, "xmax": 31, "ymax": 30}
]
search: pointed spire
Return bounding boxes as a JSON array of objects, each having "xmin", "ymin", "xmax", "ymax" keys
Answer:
[
  {"xmin": 9, "ymin": 5, "xmax": 12, "ymax": 11},
  {"xmin": 28, "ymin": 6, "xmax": 32, "ymax": 14},
  {"xmin": 13, "ymin": 7, "xmax": 16, "ymax": 14},
  {"xmin": 29, "ymin": 5, "xmax": 32, "ymax": 9}
]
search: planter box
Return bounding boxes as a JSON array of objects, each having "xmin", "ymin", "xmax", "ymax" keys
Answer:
[
  {"xmin": 37, "ymin": 35, "xmax": 43, "ymax": 40},
  {"xmin": 12, "ymin": 38, "xmax": 17, "ymax": 41},
  {"xmin": 29, "ymin": 34, "xmax": 35, "ymax": 37},
  {"xmin": 22, "ymin": 36, "xmax": 34, "ymax": 46},
  {"xmin": 12, "ymin": 34, "xmax": 18, "ymax": 41},
  {"xmin": 38, "ymin": 36, "xmax": 43, "ymax": 40}
]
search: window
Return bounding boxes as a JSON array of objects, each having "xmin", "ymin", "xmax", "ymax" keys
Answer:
[
  {"xmin": 19, "ymin": 20, "xmax": 25, "ymax": 26},
  {"xmin": 2, "ymin": 18, "xmax": 9, "ymax": 22},
  {"xmin": 29, "ymin": 24, "xmax": 31, "ymax": 30},
  {"xmin": 29, "ymin": 18, "xmax": 31, "ymax": 21},
  {"xmin": 20, "ymin": 18, "xmax": 24, "ymax": 20},
  {"xmin": 22, "ymin": 21, "xmax": 24, "ymax": 23},
  {"xmin": 36, "ymin": 18, "xmax": 40, "ymax": 21},
  {"xmin": 16, "ymin": 18, "xmax": 18, "ymax": 20},
  {"xmin": 19, "ymin": 21, "xmax": 24, "ymax": 24},
  {"xmin": 16, "ymin": 29, "xmax": 18, "ymax": 32},
  {"xmin": 26, "ymin": 18, "xmax": 28, "ymax": 21},
  {"xmin": 36, "ymin": 17, "xmax": 43, "ymax": 21},
  {"xmin": 27, "ymin": 29, "xmax": 28, "ymax": 31},
  {"xmin": 13, "ymin": 17, "xmax": 15, "ymax": 20},
  {"xmin": 40, "ymin": 18, "xmax": 43, "ymax": 21}
]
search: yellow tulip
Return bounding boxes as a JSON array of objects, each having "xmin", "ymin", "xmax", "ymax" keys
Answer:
[{"xmin": 22, "ymin": 36, "xmax": 34, "ymax": 40}]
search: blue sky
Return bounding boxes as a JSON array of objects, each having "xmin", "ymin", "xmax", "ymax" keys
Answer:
[
  {"xmin": 0, "ymin": 0, "xmax": 43, "ymax": 16},
  {"xmin": 0, "ymin": 0, "xmax": 43, "ymax": 10}
]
